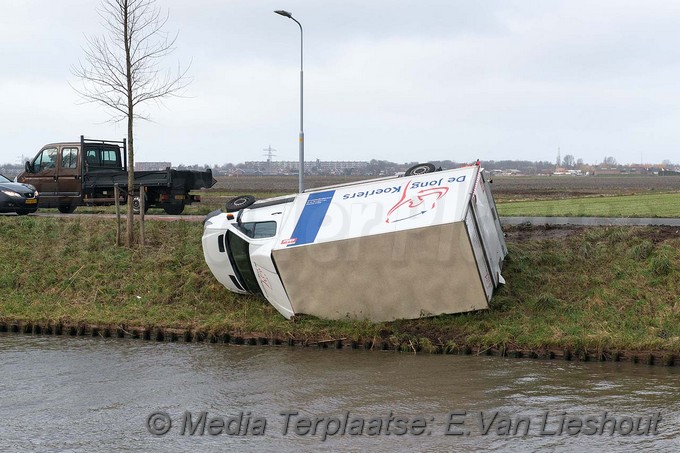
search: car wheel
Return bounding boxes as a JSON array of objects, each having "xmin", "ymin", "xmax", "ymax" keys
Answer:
[
  {"xmin": 405, "ymin": 163, "xmax": 436, "ymax": 176},
  {"xmin": 16, "ymin": 210, "xmax": 30, "ymax": 216},
  {"xmin": 226, "ymin": 195, "xmax": 256, "ymax": 212}
]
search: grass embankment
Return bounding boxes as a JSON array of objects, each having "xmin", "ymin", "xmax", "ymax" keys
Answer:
[
  {"xmin": 497, "ymin": 192, "xmax": 680, "ymax": 217},
  {"xmin": 1, "ymin": 217, "xmax": 679, "ymax": 354}
]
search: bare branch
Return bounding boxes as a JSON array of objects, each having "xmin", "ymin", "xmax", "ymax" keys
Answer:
[{"xmin": 72, "ymin": 0, "xmax": 190, "ymax": 125}]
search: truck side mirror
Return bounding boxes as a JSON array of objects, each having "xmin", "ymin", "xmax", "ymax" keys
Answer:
[{"xmin": 25, "ymin": 161, "xmax": 33, "ymax": 173}]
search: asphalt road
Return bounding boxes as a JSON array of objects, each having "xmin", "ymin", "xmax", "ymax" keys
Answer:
[{"xmin": 0, "ymin": 212, "xmax": 205, "ymax": 222}]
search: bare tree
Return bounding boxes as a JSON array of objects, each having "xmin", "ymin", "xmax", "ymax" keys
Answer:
[
  {"xmin": 72, "ymin": 0, "xmax": 190, "ymax": 246},
  {"xmin": 603, "ymin": 156, "xmax": 618, "ymax": 166},
  {"xmin": 561, "ymin": 154, "xmax": 575, "ymax": 169}
]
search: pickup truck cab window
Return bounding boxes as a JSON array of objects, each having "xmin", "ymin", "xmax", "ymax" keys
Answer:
[
  {"xmin": 101, "ymin": 149, "xmax": 118, "ymax": 166},
  {"xmin": 86, "ymin": 146, "xmax": 121, "ymax": 168},
  {"xmin": 61, "ymin": 148, "xmax": 78, "ymax": 168},
  {"xmin": 33, "ymin": 147, "xmax": 58, "ymax": 172}
]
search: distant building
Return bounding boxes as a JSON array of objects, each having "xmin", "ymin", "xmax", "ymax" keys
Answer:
[
  {"xmin": 135, "ymin": 162, "xmax": 171, "ymax": 171},
  {"xmin": 243, "ymin": 160, "xmax": 369, "ymax": 175},
  {"xmin": 553, "ymin": 167, "xmax": 584, "ymax": 176},
  {"xmin": 592, "ymin": 165, "xmax": 656, "ymax": 176},
  {"xmin": 228, "ymin": 168, "xmax": 264, "ymax": 177}
]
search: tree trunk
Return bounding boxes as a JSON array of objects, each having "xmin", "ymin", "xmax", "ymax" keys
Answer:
[
  {"xmin": 127, "ymin": 113, "xmax": 134, "ymax": 247},
  {"xmin": 124, "ymin": 0, "xmax": 135, "ymax": 247}
]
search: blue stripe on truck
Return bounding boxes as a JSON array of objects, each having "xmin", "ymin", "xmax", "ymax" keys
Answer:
[{"xmin": 287, "ymin": 190, "xmax": 335, "ymax": 246}]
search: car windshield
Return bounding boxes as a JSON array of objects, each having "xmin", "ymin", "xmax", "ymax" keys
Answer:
[{"xmin": 0, "ymin": 174, "xmax": 11, "ymax": 183}]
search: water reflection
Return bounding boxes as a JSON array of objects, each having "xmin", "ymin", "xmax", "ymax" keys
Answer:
[{"xmin": 1, "ymin": 334, "xmax": 678, "ymax": 452}]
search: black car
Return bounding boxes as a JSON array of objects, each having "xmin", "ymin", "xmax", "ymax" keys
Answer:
[{"xmin": 0, "ymin": 174, "xmax": 39, "ymax": 215}]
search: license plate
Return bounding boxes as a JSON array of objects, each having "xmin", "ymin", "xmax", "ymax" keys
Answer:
[{"xmin": 25, "ymin": 199, "xmax": 37, "ymax": 204}]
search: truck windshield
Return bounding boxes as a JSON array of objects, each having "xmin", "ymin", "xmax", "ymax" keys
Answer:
[{"xmin": 225, "ymin": 231, "xmax": 261, "ymax": 294}]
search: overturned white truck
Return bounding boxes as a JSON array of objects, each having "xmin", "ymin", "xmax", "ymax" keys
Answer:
[{"xmin": 202, "ymin": 163, "xmax": 507, "ymax": 322}]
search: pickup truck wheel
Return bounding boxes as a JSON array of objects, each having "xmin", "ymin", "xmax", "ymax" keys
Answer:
[
  {"xmin": 58, "ymin": 205, "xmax": 76, "ymax": 214},
  {"xmin": 226, "ymin": 195, "xmax": 256, "ymax": 212},
  {"xmin": 132, "ymin": 196, "xmax": 149, "ymax": 214},
  {"xmin": 164, "ymin": 204, "xmax": 185, "ymax": 215},
  {"xmin": 405, "ymin": 163, "xmax": 436, "ymax": 176}
]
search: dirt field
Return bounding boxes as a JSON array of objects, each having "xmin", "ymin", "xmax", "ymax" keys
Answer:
[
  {"xmin": 490, "ymin": 175, "xmax": 680, "ymax": 201},
  {"xmin": 207, "ymin": 174, "xmax": 680, "ymax": 202},
  {"xmin": 210, "ymin": 175, "xmax": 366, "ymax": 194}
]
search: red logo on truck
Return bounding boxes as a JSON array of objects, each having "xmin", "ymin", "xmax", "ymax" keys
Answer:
[{"xmin": 385, "ymin": 180, "xmax": 449, "ymax": 223}]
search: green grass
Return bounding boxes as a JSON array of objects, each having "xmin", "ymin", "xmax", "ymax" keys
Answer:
[
  {"xmin": 497, "ymin": 192, "xmax": 680, "ymax": 217},
  {"xmin": 0, "ymin": 217, "xmax": 377, "ymax": 341},
  {"xmin": 44, "ymin": 191, "xmax": 286, "ymax": 216},
  {"xmin": 1, "ymin": 217, "xmax": 680, "ymax": 353}
]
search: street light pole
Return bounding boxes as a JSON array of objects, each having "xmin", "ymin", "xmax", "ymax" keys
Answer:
[{"xmin": 274, "ymin": 10, "xmax": 305, "ymax": 193}]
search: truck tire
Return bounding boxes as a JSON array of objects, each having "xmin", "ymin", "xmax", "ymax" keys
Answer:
[
  {"xmin": 226, "ymin": 195, "xmax": 256, "ymax": 212},
  {"xmin": 132, "ymin": 196, "xmax": 149, "ymax": 214},
  {"xmin": 405, "ymin": 163, "xmax": 436, "ymax": 176},
  {"xmin": 164, "ymin": 204, "xmax": 185, "ymax": 215},
  {"xmin": 58, "ymin": 205, "xmax": 77, "ymax": 214}
]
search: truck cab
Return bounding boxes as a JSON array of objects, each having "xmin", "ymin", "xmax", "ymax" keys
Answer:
[
  {"xmin": 18, "ymin": 140, "xmax": 123, "ymax": 213},
  {"xmin": 203, "ymin": 196, "xmax": 296, "ymax": 318}
]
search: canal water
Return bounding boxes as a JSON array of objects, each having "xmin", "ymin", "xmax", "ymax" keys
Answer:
[{"xmin": 1, "ymin": 334, "xmax": 678, "ymax": 452}]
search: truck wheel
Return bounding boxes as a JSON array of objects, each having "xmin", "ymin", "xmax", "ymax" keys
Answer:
[
  {"xmin": 58, "ymin": 205, "xmax": 76, "ymax": 214},
  {"xmin": 164, "ymin": 204, "xmax": 185, "ymax": 215},
  {"xmin": 226, "ymin": 195, "xmax": 256, "ymax": 212},
  {"xmin": 132, "ymin": 196, "xmax": 149, "ymax": 214},
  {"xmin": 405, "ymin": 163, "xmax": 436, "ymax": 176}
]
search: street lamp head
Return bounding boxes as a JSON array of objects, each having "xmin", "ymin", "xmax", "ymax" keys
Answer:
[{"xmin": 274, "ymin": 10, "xmax": 292, "ymax": 18}]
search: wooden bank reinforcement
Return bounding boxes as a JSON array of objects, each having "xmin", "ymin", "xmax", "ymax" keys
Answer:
[{"xmin": 0, "ymin": 320, "xmax": 678, "ymax": 367}]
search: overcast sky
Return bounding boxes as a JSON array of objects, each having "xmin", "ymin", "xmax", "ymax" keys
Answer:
[{"xmin": 2, "ymin": 0, "xmax": 680, "ymax": 166}]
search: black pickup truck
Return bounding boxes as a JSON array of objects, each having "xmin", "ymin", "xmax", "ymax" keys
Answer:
[{"xmin": 16, "ymin": 136, "xmax": 216, "ymax": 214}]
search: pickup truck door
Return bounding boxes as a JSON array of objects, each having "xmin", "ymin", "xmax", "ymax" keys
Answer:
[
  {"xmin": 55, "ymin": 145, "xmax": 81, "ymax": 205},
  {"xmin": 28, "ymin": 147, "xmax": 59, "ymax": 207}
]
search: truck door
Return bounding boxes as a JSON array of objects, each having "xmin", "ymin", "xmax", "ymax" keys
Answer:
[
  {"xmin": 28, "ymin": 147, "xmax": 59, "ymax": 207},
  {"xmin": 55, "ymin": 146, "xmax": 81, "ymax": 207}
]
